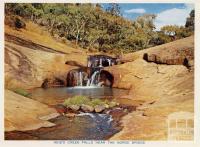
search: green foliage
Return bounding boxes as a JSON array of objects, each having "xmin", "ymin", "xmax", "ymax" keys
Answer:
[
  {"xmin": 108, "ymin": 101, "xmax": 118, "ymax": 107},
  {"xmin": 13, "ymin": 88, "xmax": 31, "ymax": 97},
  {"xmin": 5, "ymin": 3, "xmax": 194, "ymax": 53},
  {"xmin": 157, "ymin": 25, "xmax": 193, "ymax": 44},
  {"xmin": 89, "ymin": 99, "xmax": 105, "ymax": 107},
  {"xmin": 63, "ymin": 95, "xmax": 116, "ymax": 108},
  {"xmin": 63, "ymin": 95, "xmax": 90, "ymax": 106},
  {"xmin": 185, "ymin": 9, "xmax": 194, "ymax": 31}
]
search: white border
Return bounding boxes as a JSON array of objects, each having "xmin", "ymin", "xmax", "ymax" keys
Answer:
[{"xmin": 1, "ymin": 0, "xmax": 199, "ymax": 147}]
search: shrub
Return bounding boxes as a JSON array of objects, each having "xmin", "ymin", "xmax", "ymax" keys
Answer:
[
  {"xmin": 63, "ymin": 95, "xmax": 117, "ymax": 108},
  {"xmin": 15, "ymin": 17, "xmax": 26, "ymax": 29},
  {"xmin": 63, "ymin": 95, "xmax": 90, "ymax": 106},
  {"xmin": 89, "ymin": 99, "xmax": 105, "ymax": 107},
  {"xmin": 13, "ymin": 88, "xmax": 31, "ymax": 97},
  {"xmin": 109, "ymin": 101, "xmax": 118, "ymax": 107}
]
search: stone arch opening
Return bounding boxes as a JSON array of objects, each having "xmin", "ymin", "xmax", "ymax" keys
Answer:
[
  {"xmin": 41, "ymin": 77, "xmax": 65, "ymax": 88},
  {"xmin": 99, "ymin": 70, "xmax": 114, "ymax": 87}
]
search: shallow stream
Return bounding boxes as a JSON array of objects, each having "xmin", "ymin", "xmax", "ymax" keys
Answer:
[{"xmin": 5, "ymin": 87, "xmax": 133, "ymax": 140}]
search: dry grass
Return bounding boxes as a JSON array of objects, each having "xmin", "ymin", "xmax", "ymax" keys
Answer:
[{"xmin": 5, "ymin": 21, "xmax": 85, "ymax": 54}]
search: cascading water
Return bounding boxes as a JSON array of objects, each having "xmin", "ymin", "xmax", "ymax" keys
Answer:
[
  {"xmin": 99, "ymin": 58, "xmax": 103, "ymax": 67},
  {"xmin": 76, "ymin": 72, "xmax": 79, "ymax": 86},
  {"xmin": 67, "ymin": 55, "xmax": 117, "ymax": 87},
  {"xmin": 107, "ymin": 59, "xmax": 111, "ymax": 66},
  {"xmin": 89, "ymin": 70, "xmax": 100, "ymax": 86},
  {"xmin": 79, "ymin": 72, "xmax": 83, "ymax": 86}
]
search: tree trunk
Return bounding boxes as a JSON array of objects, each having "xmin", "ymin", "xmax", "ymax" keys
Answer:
[{"xmin": 76, "ymin": 30, "xmax": 80, "ymax": 45}]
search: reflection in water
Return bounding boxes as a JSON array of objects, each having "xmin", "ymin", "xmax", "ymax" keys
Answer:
[
  {"xmin": 5, "ymin": 113, "xmax": 121, "ymax": 140},
  {"xmin": 30, "ymin": 87, "xmax": 129, "ymax": 105}
]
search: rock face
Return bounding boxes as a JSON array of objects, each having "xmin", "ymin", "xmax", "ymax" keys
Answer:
[
  {"xmin": 41, "ymin": 78, "xmax": 66, "ymax": 88},
  {"xmin": 54, "ymin": 104, "xmax": 67, "ymax": 114},
  {"xmin": 66, "ymin": 69, "xmax": 88, "ymax": 87},
  {"xmin": 121, "ymin": 35, "xmax": 194, "ymax": 64},
  {"xmin": 4, "ymin": 22, "xmax": 87, "ymax": 132},
  {"xmin": 65, "ymin": 61, "xmax": 85, "ymax": 67},
  {"xmin": 5, "ymin": 15, "xmax": 26, "ymax": 29},
  {"xmin": 69, "ymin": 105, "xmax": 80, "ymax": 111},
  {"xmin": 94, "ymin": 105, "xmax": 106, "ymax": 113},
  {"xmin": 143, "ymin": 50, "xmax": 193, "ymax": 67},
  {"xmin": 108, "ymin": 36, "xmax": 194, "ymax": 140},
  {"xmin": 5, "ymin": 22, "xmax": 88, "ymax": 89},
  {"xmin": 15, "ymin": 17, "xmax": 26, "ymax": 29},
  {"xmin": 99, "ymin": 70, "xmax": 114, "ymax": 87},
  {"xmin": 5, "ymin": 90, "xmax": 59, "ymax": 132}
]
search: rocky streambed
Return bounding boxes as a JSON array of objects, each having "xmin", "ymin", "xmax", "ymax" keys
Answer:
[
  {"xmin": 5, "ymin": 102, "xmax": 135, "ymax": 140},
  {"xmin": 5, "ymin": 88, "xmax": 136, "ymax": 140}
]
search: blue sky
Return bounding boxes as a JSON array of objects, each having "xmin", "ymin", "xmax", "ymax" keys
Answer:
[{"xmin": 102, "ymin": 3, "xmax": 194, "ymax": 30}]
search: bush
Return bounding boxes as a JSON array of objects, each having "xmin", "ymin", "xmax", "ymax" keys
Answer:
[
  {"xmin": 5, "ymin": 15, "xmax": 26, "ymax": 29},
  {"xmin": 63, "ymin": 95, "xmax": 90, "ymax": 106},
  {"xmin": 15, "ymin": 17, "xmax": 26, "ymax": 29},
  {"xmin": 13, "ymin": 88, "xmax": 31, "ymax": 97},
  {"xmin": 89, "ymin": 99, "xmax": 105, "ymax": 107},
  {"xmin": 63, "ymin": 95, "xmax": 116, "ymax": 108}
]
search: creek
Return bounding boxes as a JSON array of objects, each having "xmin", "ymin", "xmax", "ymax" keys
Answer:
[{"xmin": 5, "ymin": 55, "xmax": 134, "ymax": 140}]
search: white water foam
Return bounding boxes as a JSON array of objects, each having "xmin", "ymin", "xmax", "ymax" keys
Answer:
[
  {"xmin": 98, "ymin": 113, "xmax": 113, "ymax": 124},
  {"xmin": 77, "ymin": 113, "xmax": 113, "ymax": 124},
  {"xmin": 77, "ymin": 112, "xmax": 96, "ymax": 118},
  {"xmin": 68, "ymin": 86, "xmax": 102, "ymax": 89}
]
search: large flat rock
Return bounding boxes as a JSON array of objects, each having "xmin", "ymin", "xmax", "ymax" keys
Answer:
[{"xmin": 5, "ymin": 90, "xmax": 59, "ymax": 131}]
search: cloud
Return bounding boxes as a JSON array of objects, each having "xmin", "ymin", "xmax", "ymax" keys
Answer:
[
  {"xmin": 155, "ymin": 4, "xmax": 194, "ymax": 30},
  {"xmin": 124, "ymin": 8, "xmax": 146, "ymax": 14}
]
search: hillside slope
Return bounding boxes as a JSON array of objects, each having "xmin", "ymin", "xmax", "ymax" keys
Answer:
[
  {"xmin": 5, "ymin": 22, "xmax": 88, "ymax": 89},
  {"xmin": 122, "ymin": 35, "xmax": 194, "ymax": 63}
]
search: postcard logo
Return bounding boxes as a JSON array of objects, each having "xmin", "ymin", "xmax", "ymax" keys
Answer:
[{"xmin": 167, "ymin": 111, "xmax": 194, "ymax": 141}]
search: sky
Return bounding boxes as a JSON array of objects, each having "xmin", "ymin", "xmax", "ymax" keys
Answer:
[{"xmin": 102, "ymin": 3, "xmax": 194, "ymax": 30}]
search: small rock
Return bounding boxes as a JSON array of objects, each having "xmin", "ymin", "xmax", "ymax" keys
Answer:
[
  {"xmin": 54, "ymin": 104, "xmax": 67, "ymax": 114},
  {"xmin": 94, "ymin": 105, "xmax": 106, "ymax": 113},
  {"xmin": 123, "ymin": 109, "xmax": 128, "ymax": 113},
  {"xmin": 109, "ymin": 101, "xmax": 118, "ymax": 108},
  {"xmin": 65, "ymin": 113, "xmax": 76, "ymax": 117},
  {"xmin": 104, "ymin": 104, "xmax": 109, "ymax": 109},
  {"xmin": 81, "ymin": 104, "xmax": 94, "ymax": 112},
  {"xmin": 69, "ymin": 105, "xmax": 80, "ymax": 111},
  {"xmin": 109, "ymin": 108, "xmax": 126, "ymax": 121},
  {"xmin": 39, "ymin": 112, "xmax": 60, "ymax": 120}
]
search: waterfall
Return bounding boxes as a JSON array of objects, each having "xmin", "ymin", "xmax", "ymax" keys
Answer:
[
  {"xmin": 99, "ymin": 58, "xmax": 103, "ymax": 67},
  {"xmin": 87, "ymin": 61, "xmax": 91, "ymax": 67},
  {"xmin": 67, "ymin": 55, "xmax": 117, "ymax": 87},
  {"xmin": 107, "ymin": 59, "xmax": 111, "ymax": 66},
  {"xmin": 79, "ymin": 72, "xmax": 83, "ymax": 86},
  {"xmin": 86, "ymin": 79, "xmax": 90, "ymax": 86},
  {"xmin": 74, "ymin": 71, "xmax": 83, "ymax": 86},
  {"xmin": 75, "ymin": 72, "xmax": 79, "ymax": 86},
  {"xmin": 89, "ymin": 71, "xmax": 100, "ymax": 86}
]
